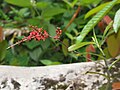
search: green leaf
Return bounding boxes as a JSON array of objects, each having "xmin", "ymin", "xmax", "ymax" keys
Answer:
[
  {"xmin": 107, "ymin": 34, "xmax": 119, "ymax": 57},
  {"xmin": 18, "ymin": 8, "xmax": 29, "ymax": 17},
  {"xmin": 113, "ymin": 9, "xmax": 120, "ymax": 33},
  {"xmin": 40, "ymin": 60, "xmax": 61, "ymax": 66},
  {"xmin": 63, "ymin": 0, "xmax": 78, "ymax": 8},
  {"xmin": 102, "ymin": 21, "xmax": 113, "ymax": 39},
  {"xmin": 18, "ymin": 54, "xmax": 29, "ymax": 66},
  {"xmin": 10, "ymin": 54, "xmax": 29, "ymax": 66},
  {"xmin": 68, "ymin": 42, "xmax": 95, "ymax": 51},
  {"xmin": 29, "ymin": 47, "xmax": 42, "ymax": 61},
  {"xmin": 63, "ymin": 0, "xmax": 73, "ymax": 8},
  {"xmin": 86, "ymin": 71, "xmax": 109, "ymax": 80},
  {"xmin": 41, "ymin": 7, "xmax": 66, "ymax": 18},
  {"xmin": 116, "ymin": 29, "xmax": 120, "ymax": 43},
  {"xmin": 36, "ymin": 2, "xmax": 49, "ymax": 9},
  {"xmin": 23, "ymin": 40, "xmax": 42, "ymax": 50},
  {"xmin": 76, "ymin": 0, "xmax": 118, "ymax": 43},
  {"xmin": 27, "ymin": 18, "xmax": 41, "ymax": 26},
  {"xmin": 85, "ymin": 2, "xmax": 109, "ymax": 19},
  {"xmin": 65, "ymin": 32, "xmax": 74, "ymax": 40},
  {"xmin": 85, "ymin": 0, "xmax": 120, "ymax": 19},
  {"xmin": 51, "ymin": 62, "xmax": 62, "ymax": 65},
  {"xmin": 10, "ymin": 58, "xmax": 20, "ymax": 66},
  {"xmin": 5, "ymin": 0, "xmax": 31, "ymax": 7},
  {"xmin": 41, "ymin": 39, "xmax": 50, "ymax": 50},
  {"xmin": 48, "ymin": 24, "xmax": 56, "ymax": 37},
  {"xmin": 0, "ymin": 40, "xmax": 7, "ymax": 61},
  {"xmin": 108, "ymin": 58, "xmax": 120, "ymax": 70},
  {"xmin": 79, "ymin": 0, "xmax": 102, "ymax": 6},
  {"xmin": 97, "ymin": 47, "xmax": 111, "ymax": 60},
  {"xmin": 62, "ymin": 39, "xmax": 69, "ymax": 56}
]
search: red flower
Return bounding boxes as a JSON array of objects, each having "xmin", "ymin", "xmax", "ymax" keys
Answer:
[
  {"xmin": 30, "ymin": 31, "xmax": 38, "ymax": 36},
  {"xmin": 53, "ymin": 35, "xmax": 59, "ymax": 40},
  {"xmin": 53, "ymin": 27, "xmax": 62, "ymax": 40},
  {"xmin": 7, "ymin": 25, "xmax": 63, "ymax": 49},
  {"xmin": 43, "ymin": 30, "xmax": 49, "ymax": 38}
]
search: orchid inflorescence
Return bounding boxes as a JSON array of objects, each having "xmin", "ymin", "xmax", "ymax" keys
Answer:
[{"xmin": 7, "ymin": 25, "xmax": 62, "ymax": 49}]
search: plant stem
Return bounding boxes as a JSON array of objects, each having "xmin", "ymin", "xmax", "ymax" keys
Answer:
[
  {"xmin": 103, "ymin": 57, "xmax": 111, "ymax": 90},
  {"xmin": 92, "ymin": 29, "xmax": 111, "ymax": 90},
  {"xmin": 97, "ymin": 46, "xmax": 111, "ymax": 90}
]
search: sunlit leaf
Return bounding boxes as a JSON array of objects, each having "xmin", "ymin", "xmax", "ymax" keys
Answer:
[
  {"xmin": 102, "ymin": 21, "xmax": 113, "ymax": 39},
  {"xmin": 5, "ymin": 0, "xmax": 31, "ymax": 7},
  {"xmin": 79, "ymin": 0, "xmax": 102, "ymax": 6},
  {"xmin": 68, "ymin": 42, "xmax": 95, "ymax": 51},
  {"xmin": 36, "ymin": 2, "xmax": 49, "ymax": 9},
  {"xmin": 51, "ymin": 62, "xmax": 62, "ymax": 65},
  {"xmin": 113, "ymin": 9, "xmax": 120, "ymax": 33},
  {"xmin": 85, "ymin": 0, "xmax": 120, "ymax": 19},
  {"xmin": 76, "ymin": 0, "xmax": 118, "ymax": 43},
  {"xmin": 41, "ymin": 60, "xmax": 52, "ymax": 65},
  {"xmin": 85, "ymin": 2, "xmax": 109, "ymax": 19},
  {"xmin": 65, "ymin": 32, "xmax": 74, "ymax": 40},
  {"xmin": 40, "ymin": 60, "xmax": 61, "ymax": 66},
  {"xmin": 63, "ymin": 0, "xmax": 73, "ymax": 8}
]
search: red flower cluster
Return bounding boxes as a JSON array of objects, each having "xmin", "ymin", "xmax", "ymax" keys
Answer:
[
  {"xmin": 26, "ymin": 26, "xmax": 62, "ymax": 41},
  {"xmin": 53, "ymin": 27, "xmax": 62, "ymax": 40},
  {"xmin": 26, "ymin": 25, "xmax": 49, "ymax": 41},
  {"xmin": 7, "ymin": 25, "xmax": 62, "ymax": 49}
]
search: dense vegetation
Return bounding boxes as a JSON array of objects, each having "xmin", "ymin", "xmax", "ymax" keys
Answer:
[{"xmin": 0, "ymin": 0, "xmax": 120, "ymax": 66}]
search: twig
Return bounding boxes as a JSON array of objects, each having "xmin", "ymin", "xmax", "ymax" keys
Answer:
[
  {"xmin": 64, "ymin": 6, "xmax": 81, "ymax": 32},
  {"xmin": 6, "ymin": 38, "xmax": 27, "ymax": 49}
]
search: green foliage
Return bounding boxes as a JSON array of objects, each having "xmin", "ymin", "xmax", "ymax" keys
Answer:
[
  {"xmin": 23, "ymin": 40, "xmax": 42, "ymax": 50},
  {"xmin": 1, "ymin": 0, "xmax": 120, "ymax": 88},
  {"xmin": 62, "ymin": 39, "xmax": 69, "ymax": 56},
  {"xmin": 5, "ymin": 0, "xmax": 31, "ymax": 7},
  {"xmin": 102, "ymin": 21, "xmax": 113, "ymax": 41},
  {"xmin": 76, "ymin": 0, "xmax": 118, "ymax": 44},
  {"xmin": 79, "ymin": 0, "xmax": 102, "ymax": 6},
  {"xmin": 0, "ymin": 41, "xmax": 7, "ymax": 62},
  {"xmin": 0, "ymin": 0, "xmax": 120, "ymax": 67},
  {"xmin": 40, "ymin": 60, "xmax": 61, "ymax": 66},
  {"xmin": 29, "ymin": 47, "xmax": 42, "ymax": 61},
  {"xmin": 68, "ymin": 42, "xmax": 95, "ymax": 51},
  {"xmin": 113, "ymin": 9, "xmax": 120, "ymax": 33},
  {"xmin": 107, "ymin": 34, "xmax": 120, "ymax": 57},
  {"xmin": 63, "ymin": 0, "xmax": 78, "ymax": 8},
  {"xmin": 41, "ymin": 7, "xmax": 66, "ymax": 18},
  {"xmin": 85, "ymin": 0, "xmax": 120, "ymax": 19},
  {"xmin": 85, "ymin": 2, "xmax": 109, "ymax": 19},
  {"xmin": 36, "ymin": 2, "xmax": 50, "ymax": 9}
]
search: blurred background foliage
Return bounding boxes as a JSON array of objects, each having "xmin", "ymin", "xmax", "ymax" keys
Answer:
[{"xmin": 0, "ymin": 0, "xmax": 120, "ymax": 66}]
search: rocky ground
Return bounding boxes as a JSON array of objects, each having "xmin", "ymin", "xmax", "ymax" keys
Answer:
[{"xmin": 0, "ymin": 57, "xmax": 120, "ymax": 90}]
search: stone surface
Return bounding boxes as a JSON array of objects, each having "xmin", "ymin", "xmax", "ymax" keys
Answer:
[{"xmin": 0, "ymin": 58, "xmax": 120, "ymax": 90}]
